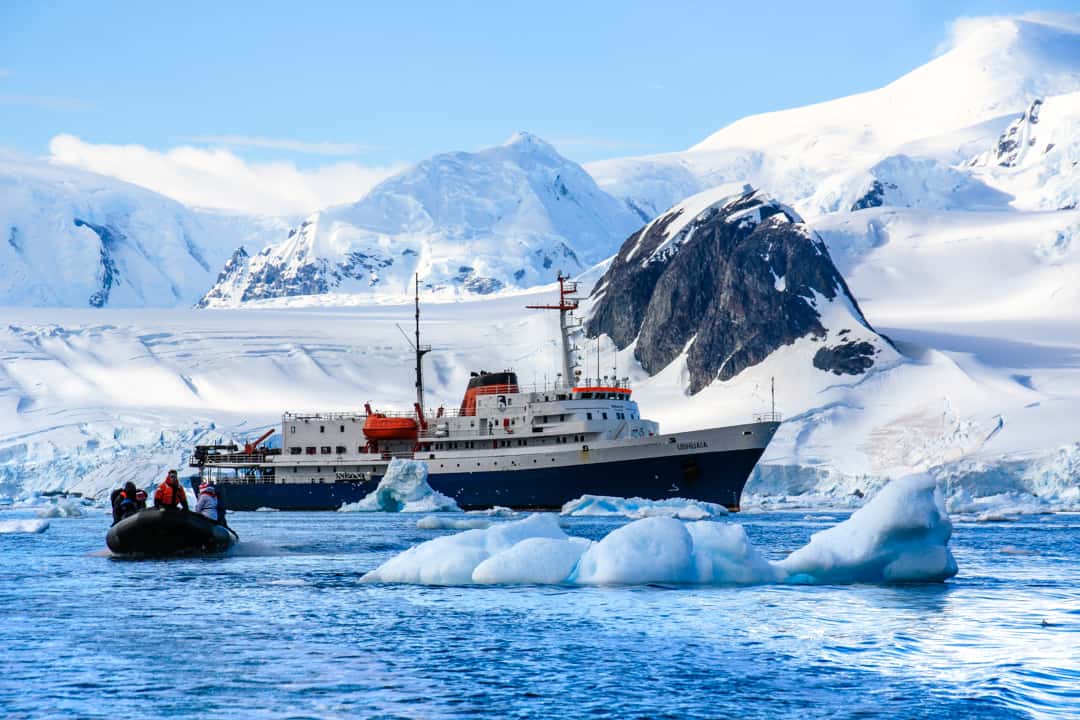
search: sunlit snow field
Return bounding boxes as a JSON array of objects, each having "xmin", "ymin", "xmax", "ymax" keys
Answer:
[{"xmin": 1, "ymin": 508, "xmax": 1077, "ymax": 719}]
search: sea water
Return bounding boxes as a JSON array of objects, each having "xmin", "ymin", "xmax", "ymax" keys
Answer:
[{"xmin": 0, "ymin": 509, "xmax": 1077, "ymax": 719}]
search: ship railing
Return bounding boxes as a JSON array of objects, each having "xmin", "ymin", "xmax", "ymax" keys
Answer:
[
  {"xmin": 753, "ymin": 411, "xmax": 783, "ymax": 423},
  {"xmin": 191, "ymin": 452, "xmax": 272, "ymax": 467}
]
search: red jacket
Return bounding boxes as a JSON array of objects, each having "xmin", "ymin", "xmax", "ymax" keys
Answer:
[{"xmin": 154, "ymin": 480, "xmax": 187, "ymax": 509}]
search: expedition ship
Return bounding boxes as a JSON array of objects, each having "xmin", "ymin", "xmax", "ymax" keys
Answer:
[{"xmin": 189, "ymin": 275, "xmax": 780, "ymax": 511}]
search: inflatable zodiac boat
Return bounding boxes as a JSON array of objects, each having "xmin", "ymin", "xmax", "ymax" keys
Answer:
[{"xmin": 106, "ymin": 507, "xmax": 235, "ymax": 556}]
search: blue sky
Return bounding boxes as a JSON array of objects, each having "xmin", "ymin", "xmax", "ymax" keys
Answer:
[{"xmin": 1, "ymin": 1, "xmax": 1074, "ymax": 215}]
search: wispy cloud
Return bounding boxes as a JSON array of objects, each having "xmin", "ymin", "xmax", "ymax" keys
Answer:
[
  {"xmin": 180, "ymin": 134, "xmax": 377, "ymax": 156},
  {"xmin": 49, "ymin": 134, "xmax": 403, "ymax": 216},
  {"xmin": 0, "ymin": 93, "xmax": 92, "ymax": 111}
]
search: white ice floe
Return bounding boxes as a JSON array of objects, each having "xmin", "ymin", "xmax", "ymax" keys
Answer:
[
  {"xmin": 560, "ymin": 494, "xmax": 729, "ymax": 520},
  {"xmin": 36, "ymin": 499, "xmax": 86, "ymax": 518},
  {"xmin": 774, "ymin": 474, "xmax": 957, "ymax": 584},
  {"xmin": 0, "ymin": 519, "xmax": 50, "ymax": 534},
  {"xmin": 363, "ymin": 474, "xmax": 957, "ymax": 586},
  {"xmin": 946, "ymin": 489, "xmax": 1057, "ymax": 521},
  {"xmin": 416, "ymin": 516, "xmax": 492, "ymax": 530},
  {"xmin": 338, "ymin": 459, "xmax": 460, "ymax": 513},
  {"xmin": 254, "ymin": 507, "xmax": 280, "ymax": 512}
]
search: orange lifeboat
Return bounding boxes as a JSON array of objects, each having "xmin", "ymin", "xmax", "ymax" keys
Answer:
[{"xmin": 363, "ymin": 406, "xmax": 419, "ymax": 441}]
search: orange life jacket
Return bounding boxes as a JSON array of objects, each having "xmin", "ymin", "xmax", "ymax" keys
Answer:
[{"xmin": 154, "ymin": 480, "xmax": 186, "ymax": 508}]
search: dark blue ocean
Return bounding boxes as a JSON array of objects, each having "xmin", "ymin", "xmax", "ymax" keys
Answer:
[{"xmin": 1, "ymin": 508, "xmax": 1077, "ymax": 719}]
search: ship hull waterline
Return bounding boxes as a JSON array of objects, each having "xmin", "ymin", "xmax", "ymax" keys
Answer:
[{"xmin": 215, "ymin": 445, "xmax": 766, "ymax": 512}]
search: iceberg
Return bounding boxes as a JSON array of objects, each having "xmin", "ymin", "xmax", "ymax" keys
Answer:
[
  {"xmin": 36, "ymin": 499, "xmax": 86, "ymax": 518},
  {"xmin": 561, "ymin": 494, "xmax": 729, "ymax": 520},
  {"xmin": 362, "ymin": 474, "xmax": 957, "ymax": 586},
  {"xmin": 0, "ymin": 519, "xmax": 50, "ymax": 534},
  {"xmin": 416, "ymin": 516, "xmax": 492, "ymax": 530},
  {"xmin": 775, "ymin": 474, "xmax": 957, "ymax": 584},
  {"xmin": 338, "ymin": 459, "xmax": 460, "ymax": 513}
]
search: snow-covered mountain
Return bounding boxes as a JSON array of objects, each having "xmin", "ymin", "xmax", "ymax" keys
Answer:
[
  {"xmin": 200, "ymin": 133, "xmax": 641, "ymax": 306},
  {"xmin": 587, "ymin": 187, "xmax": 894, "ymax": 393},
  {"xmin": 0, "ymin": 152, "xmax": 285, "ymax": 308},
  {"xmin": 587, "ymin": 14, "xmax": 1080, "ymax": 217}
]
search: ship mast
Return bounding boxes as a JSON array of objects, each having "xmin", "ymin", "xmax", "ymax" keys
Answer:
[
  {"xmin": 526, "ymin": 272, "xmax": 580, "ymax": 388},
  {"xmin": 413, "ymin": 274, "xmax": 432, "ymax": 414}
]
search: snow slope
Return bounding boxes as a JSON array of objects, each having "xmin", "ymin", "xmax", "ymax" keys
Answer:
[
  {"xmin": 200, "ymin": 133, "xmax": 641, "ymax": 306},
  {"xmin": 588, "ymin": 14, "xmax": 1080, "ymax": 216},
  {"xmin": 0, "ymin": 151, "xmax": 285, "ymax": 308}
]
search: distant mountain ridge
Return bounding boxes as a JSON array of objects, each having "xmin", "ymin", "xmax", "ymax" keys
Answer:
[
  {"xmin": 199, "ymin": 133, "xmax": 641, "ymax": 306},
  {"xmin": 0, "ymin": 152, "xmax": 284, "ymax": 308}
]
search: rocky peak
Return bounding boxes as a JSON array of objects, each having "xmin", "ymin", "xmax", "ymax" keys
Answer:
[{"xmin": 587, "ymin": 187, "xmax": 888, "ymax": 393}]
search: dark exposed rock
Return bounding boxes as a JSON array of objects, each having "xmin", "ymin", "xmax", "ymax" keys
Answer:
[
  {"xmin": 812, "ymin": 341, "xmax": 877, "ymax": 375},
  {"xmin": 196, "ymin": 246, "xmax": 248, "ymax": 308},
  {"xmin": 850, "ymin": 179, "xmax": 898, "ymax": 211},
  {"xmin": 74, "ymin": 219, "xmax": 122, "ymax": 308},
  {"xmin": 8, "ymin": 226, "xmax": 19, "ymax": 251},
  {"xmin": 587, "ymin": 189, "xmax": 879, "ymax": 394}
]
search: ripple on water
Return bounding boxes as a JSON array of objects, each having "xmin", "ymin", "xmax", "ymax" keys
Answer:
[{"xmin": 0, "ymin": 510, "xmax": 1077, "ymax": 719}]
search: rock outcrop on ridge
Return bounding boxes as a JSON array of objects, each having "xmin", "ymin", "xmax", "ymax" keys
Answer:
[{"xmin": 587, "ymin": 187, "xmax": 890, "ymax": 393}]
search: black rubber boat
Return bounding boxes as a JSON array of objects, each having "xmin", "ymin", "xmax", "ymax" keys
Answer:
[{"xmin": 106, "ymin": 507, "xmax": 236, "ymax": 556}]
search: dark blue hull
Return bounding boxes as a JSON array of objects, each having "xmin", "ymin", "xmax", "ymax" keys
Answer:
[{"xmin": 216, "ymin": 446, "xmax": 764, "ymax": 512}]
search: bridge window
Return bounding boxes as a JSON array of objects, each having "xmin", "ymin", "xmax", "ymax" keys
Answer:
[
  {"xmin": 290, "ymin": 447, "xmax": 301, "ymax": 455},
  {"xmin": 320, "ymin": 425, "xmax": 325, "ymax": 433},
  {"xmin": 306, "ymin": 447, "xmax": 316, "ymax": 455},
  {"xmin": 587, "ymin": 413, "xmax": 593, "ymax": 420},
  {"xmin": 340, "ymin": 425, "xmax": 345, "ymax": 433},
  {"xmin": 320, "ymin": 446, "xmax": 331, "ymax": 454},
  {"xmin": 602, "ymin": 412, "xmax": 608, "ymax": 420},
  {"xmin": 290, "ymin": 425, "xmax": 296, "ymax": 433},
  {"xmin": 335, "ymin": 446, "xmax": 346, "ymax": 454}
]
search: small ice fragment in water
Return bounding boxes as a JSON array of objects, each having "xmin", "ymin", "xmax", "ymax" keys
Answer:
[
  {"xmin": 339, "ymin": 459, "xmax": 459, "ymax": 513},
  {"xmin": 561, "ymin": 494, "xmax": 728, "ymax": 520},
  {"xmin": 0, "ymin": 519, "xmax": 50, "ymax": 534},
  {"xmin": 416, "ymin": 516, "xmax": 491, "ymax": 530}
]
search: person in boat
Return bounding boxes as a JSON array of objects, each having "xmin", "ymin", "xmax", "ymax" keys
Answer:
[
  {"xmin": 153, "ymin": 470, "xmax": 189, "ymax": 511},
  {"xmin": 134, "ymin": 489, "xmax": 148, "ymax": 510},
  {"xmin": 194, "ymin": 482, "xmax": 219, "ymax": 522},
  {"xmin": 111, "ymin": 482, "xmax": 139, "ymax": 525}
]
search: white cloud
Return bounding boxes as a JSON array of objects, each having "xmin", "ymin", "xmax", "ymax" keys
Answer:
[
  {"xmin": 48, "ymin": 134, "xmax": 402, "ymax": 217},
  {"xmin": 937, "ymin": 11, "xmax": 1080, "ymax": 55},
  {"xmin": 179, "ymin": 134, "xmax": 376, "ymax": 156}
]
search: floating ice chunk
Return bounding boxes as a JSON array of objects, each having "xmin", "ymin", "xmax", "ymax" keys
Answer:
[
  {"xmin": 468, "ymin": 506, "xmax": 517, "ymax": 517},
  {"xmin": 474, "ymin": 537, "xmax": 590, "ymax": 585},
  {"xmin": 416, "ymin": 516, "xmax": 491, "ymax": 530},
  {"xmin": 0, "ymin": 519, "xmax": 50, "ymax": 534},
  {"xmin": 363, "ymin": 513, "xmax": 567, "ymax": 585},
  {"xmin": 339, "ymin": 459, "xmax": 460, "ymax": 513},
  {"xmin": 776, "ymin": 474, "xmax": 957, "ymax": 584},
  {"xmin": 561, "ymin": 494, "xmax": 728, "ymax": 520},
  {"xmin": 254, "ymin": 507, "xmax": 279, "ymax": 512},
  {"xmin": 685, "ymin": 522, "xmax": 782, "ymax": 584},
  {"xmin": 366, "ymin": 474, "xmax": 958, "ymax": 586},
  {"xmin": 572, "ymin": 517, "xmax": 694, "ymax": 584},
  {"xmin": 36, "ymin": 499, "xmax": 85, "ymax": 518}
]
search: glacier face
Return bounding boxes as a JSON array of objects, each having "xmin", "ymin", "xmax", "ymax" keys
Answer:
[
  {"xmin": 199, "ymin": 133, "xmax": 642, "ymax": 306},
  {"xmin": 0, "ymin": 152, "xmax": 285, "ymax": 308}
]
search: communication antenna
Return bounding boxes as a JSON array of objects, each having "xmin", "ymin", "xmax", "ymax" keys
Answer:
[
  {"xmin": 771, "ymin": 376, "xmax": 776, "ymax": 417},
  {"xmin": 396, "ymin": 274, "xmax": 432, "ymax": 415}
]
